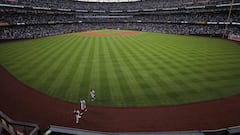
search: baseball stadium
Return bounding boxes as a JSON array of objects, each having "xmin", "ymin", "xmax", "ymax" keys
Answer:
[{"xmin": 0, "ymin": 0, "xmax": 240, "ymax": 135}]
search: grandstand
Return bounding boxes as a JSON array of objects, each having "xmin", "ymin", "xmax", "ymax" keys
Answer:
[
  {"xmin": 0, "ymin": 0, "xmax": 240, "ymax": 40},
  {"xmin": 0, "ymin": 0, "xmax": 240, "ymax": 135}
]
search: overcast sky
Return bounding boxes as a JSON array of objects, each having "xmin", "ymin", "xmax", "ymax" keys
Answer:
[{"xmin": 74, "ymin": 0, "xmax": 140, "ymax": 2}]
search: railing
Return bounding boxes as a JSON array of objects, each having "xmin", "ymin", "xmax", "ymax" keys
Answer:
[
  {"xmin": 0, "ymin": 111, "xmax": 40, "ymax": 135},
  {"xmin": 44, "ymin": 125, "xmax": 240, "ymax": 135}
]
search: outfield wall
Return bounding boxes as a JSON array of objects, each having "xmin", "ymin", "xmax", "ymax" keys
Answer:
[
  {"xmin": 0, "ymin": 111, "xmax": 40, "ymax": 135},
  {"xmin": 45, "ymin": 125, "xmax": 240, "ymax": 135}
]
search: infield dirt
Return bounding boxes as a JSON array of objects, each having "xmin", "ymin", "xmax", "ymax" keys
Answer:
[{"xmin": 78, "ymin": 30, "xmax": 141, "ymax": 37}]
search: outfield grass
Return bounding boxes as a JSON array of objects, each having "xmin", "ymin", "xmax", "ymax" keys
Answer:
[{"xmin": 0, "ymin": 30, "xmax": 240, "ymax": 107}]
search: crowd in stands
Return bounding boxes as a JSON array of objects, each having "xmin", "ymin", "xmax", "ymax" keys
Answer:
[
  {"xmin": 1, "ymin": 23, "xmax": 240, "ymax": 40},
  {"xmin": 0, "ymin": 0, "xmax": 240, "ymax": 40},
  {"xmin": 0, "ymin": 13, "xmax": 75, "ymax": 25},
  {"xmin": 140, "ymin": 23, "xmax": 239, "ymax": 35},
  {"xmin": 1, "ymin": 0, "xmax": 239, "ymax": 11},
  {"xmin": 135, "ymin": 11, "xmax": 240, "ymax": 23},
  {"xmin": 1, "ymin": 11, "xmax": 240, "ymax": 25}
]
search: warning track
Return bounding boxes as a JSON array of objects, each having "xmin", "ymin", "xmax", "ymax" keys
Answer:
[{"xmin": 0, "ymin": 66, "xmax": 240, "ymax": 132}]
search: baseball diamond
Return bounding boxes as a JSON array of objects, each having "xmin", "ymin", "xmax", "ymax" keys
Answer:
[
  {"xmin": 1, "ymin": 0, "xmax": 240, "ymax": 134},
  {"xmin": 0, "ymin": 30, "xmax": 240, "ymax": 107}
]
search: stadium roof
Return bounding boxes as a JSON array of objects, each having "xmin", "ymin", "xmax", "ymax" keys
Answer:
[{"xmin": 74, "ymin": 0, "xmax": 141, "ymax": 2}]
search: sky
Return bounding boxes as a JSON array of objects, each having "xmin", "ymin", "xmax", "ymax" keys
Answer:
[{"xmin": 74, "ymin": 0, "xmax": 140, "ymax": 2}]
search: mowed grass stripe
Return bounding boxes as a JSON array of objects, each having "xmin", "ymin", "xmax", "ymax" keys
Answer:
[
  {"xmin": 116, "ymin": 36, "xmax": 172, "ymax": 105},
  {"xmin": 77, "ymin": 37, "xmax": 97, "ymax": 101},
  {"xmin": 115, "ymin": 38, "xmax": 158, "ymax": 101},
  {"xmin": 90, "ymin": 37, "xmax": 100, "ymax": 91},
  {"xmin": 12, "ymin": 37, "xmax": 62, "ymax": 64},
  {"xmin": 105, "ymin": 37, "xmax": 131, "ymax": 103},
  {"xmin": 7, "ymin": 36, "xmax": 72, "ymax": 84},
  {"xmin": 0, "ymin": 37, "xmax": 59, "ymax": 70},
  {"xmin": 97, "ymin": 37, "xmax": 113, "ymax": 105},
  {"xmin": 126, "ymin": 33, "xmax": 239, "ymax": 103},
  {"xmin": 105, "ymin": 37, "xmax": 139, "ymax": 106},
  {"xmin": 110, "ymin": 36, "xmax": 153, "ymax": 106},
  {"xmin": 65, "ymin": 37, "xmax": 93, "ymax": 101},
  {"xmin": 83, "ymin": 37, "xmax": 102, "ymax": 103},
  {"xmin": 37, "ymin": 36, "xmax": 81, "ymax": 95},
  {"xmin": 123, "ymin": 36, "xmax": 180, "ymax": 103},
  {"xmin": 133, "ymin": 35, "xmax": 198, "ymax": 77},
  {"xmin": 157, "ymin": 34, "xmax": 240, "ymax": 101},
  {"xmin": 62, "ymin": 36, "xmax": 91, "ymax": 101},
  {"xmin": 146, "ymin": 36, "xmax": 227, "ymax": 101},
  {"xmin": 18, "ymin": 36, "xmax": 74, "ymax": 85},
  {"xmin": 0, "ymin": 40, "xmax": 38, "ymax": 61},
  {"xmin": 106, "ymin": 36, "xmax": 136, "ymax": 106},
  {"xmin": 1, "ymin": 30, "xmax": 240, "ymax": 106},
  {"xmin": 128, "ymin": 36, "xmax": 191, "ymax": 83},
  {"xmin": 139, "ymin": 33, "xmax": 193, "ymax": 59},
  {"xmin": 27, "ymin": 36, "xmax": 77, "ymax": 92},
  {"xmin": 99, "ymin": 37, "xmax": 125, "ymax": 106},
  {"xmin": 188, "ymin": 40, "xmax": 240, "ymax": 92},
  {"xmin": 128, "ymin": 35, "xmax": 177, "ymax": 101},
  {"xmin": 48, "ymin": 36, "xmax": 87, "ymax": 101},
  {"xmin": 1, "ymin": 36, "xmax": 71, "ymax": 69},
  {"xmin": 0, "ymin": 37, "xmax": 53, "ymax": 59},
  {"xmin": 3, "ymin": 37, "xmax": 59, "ymax": 61},
  {"xmin": 10, "ymin": 36, "xmax": 68, "ymax": 71}
]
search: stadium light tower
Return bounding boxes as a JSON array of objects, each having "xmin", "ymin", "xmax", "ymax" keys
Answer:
[{"xmin": 223, "ymin": 0, "xmax": 234, "ymax": 38}]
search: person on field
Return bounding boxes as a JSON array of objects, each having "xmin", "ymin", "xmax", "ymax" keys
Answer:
[
  {"xmin": 73, "ymin": 109, "xmax": 81, "ymax": 124},
  {"xmin": 80, "ymin": 99, "xmax": 87, "ymax": 113},
  {"xmin": 90, "ymin": 89, "xmax": 96, "ymax": 101},
  {"xmin": 80, "ymin": 100, "xmax": 84, "ymax": 114},
  {"xmin": 83, "ymin": 99, "xmax": 87, "ymax": 112}
]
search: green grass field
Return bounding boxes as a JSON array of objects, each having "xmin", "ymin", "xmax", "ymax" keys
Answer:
[{"xmin": 0, "ymin": 30, "xmax": 240, "ymax": 107}]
